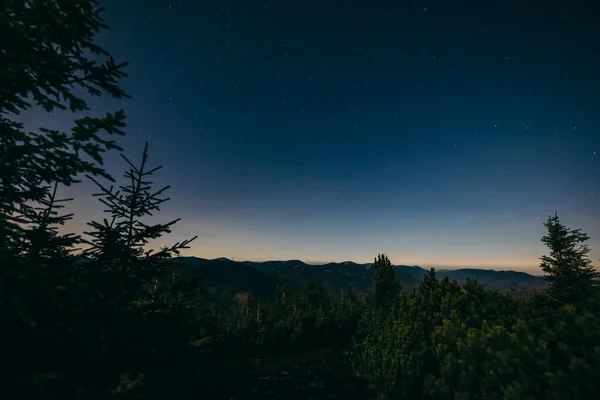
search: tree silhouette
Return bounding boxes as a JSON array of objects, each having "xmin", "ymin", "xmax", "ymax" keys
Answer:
[
  {"xmin": 1, "ymin": 1, "xmax": 131, "ymax": 398},
  {"xmin": 1, "ymin": 0, "xmax": 129, "ymax": 251},
  {"xmin": 82, "ymin": 141, "xmax": 197, "ymax": 306},
  {"xmin": 539, "ymin": 212, "xmax": 599, "ymax": 304},
  {"xmin": 372, "ymin": 253, "xmax": 401, "ymax": 311}
]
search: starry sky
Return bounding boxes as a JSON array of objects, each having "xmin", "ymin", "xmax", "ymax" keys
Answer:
[{"xmin": 21, "ymin": 0, "xmax": 600, "ymax": 273}]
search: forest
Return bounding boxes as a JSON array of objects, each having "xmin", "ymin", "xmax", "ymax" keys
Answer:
[{"xmin": 1, "ymin": 1, "xmax": 600, "ymax": 399}]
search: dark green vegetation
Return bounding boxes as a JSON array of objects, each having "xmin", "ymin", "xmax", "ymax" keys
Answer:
[{"xmin": 2, "ymin": 1, "xmax": 600, "ymax": 399}]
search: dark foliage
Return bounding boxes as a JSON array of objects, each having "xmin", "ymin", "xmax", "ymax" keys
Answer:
[
  {"xmin": 372, "ymin": 253, "xmax": 402, "ymax": 311},
  {"xmin": 540, "ymin": 212, "xmax": 600, "ymax": 305}
]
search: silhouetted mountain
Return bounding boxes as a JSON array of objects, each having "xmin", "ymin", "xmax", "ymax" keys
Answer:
[
  {"xmin": 174, "ymin": 257, "xmax": 546, "ymax": 301},
  {"xmin": 438, "ymin": 268, "xmax": 546, "ymax": 291},
  {"xmin": 256, "ymin": 261, "xmax": 432, "ymax": 296},
  {"xmin": 176, "ymin": 256, "xmax": 232, "ymax": 265},
  {"xmin": 272, "ymin": 261, "xmax": 374, "ymax": 297},
  {"xmin": 175, "ymin": 257, "xmax": 281, "ymax": 304},
  {"xmin": 392, "ymin": 265, "xmax": 428, "ymax": 291},
  {"xmin": 242, "ymin": 259, "xmax": 308, "ymax": 273}
]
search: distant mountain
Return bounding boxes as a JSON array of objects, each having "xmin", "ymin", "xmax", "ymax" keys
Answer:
[
  {"xmin": 270, "ymin": 261, "xmax": 374, "ymax": 297},
  {"xmin": 175, "ymin": 257, "xmax": 282, "ymax": 304},
  {"xmin": 176, "ymin": 256, "xmax": 233, "ymax": 265},
  {"xmin": 392, "ymin": 265, "xmax": 428, "ymax": 291},
  {"xmin": 242, "ymin": 259, "xmax": 308, "ymax": 273},
  {"xmin": 258, "ymin": 261, "xmax": 436, "ymax": 296},
  {"xmin": 437, "ymin": 268, "xmax": 545, "ymax": 292},
  {"xmin": 173, "ymin": 257, "xmax": 547, "ymax": 302}
]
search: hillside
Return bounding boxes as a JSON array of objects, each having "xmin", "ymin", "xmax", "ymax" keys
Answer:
[
  {"xmin": 436, "ymin": 268, "xmax": 545, "ymax": 291},
  {"xmin": 174, "ymin": 257, "xmax": 546, "ymax": 301},
  {"xmin": 176, "ymin": 257, "xmax": 282, "ymax": 304}
]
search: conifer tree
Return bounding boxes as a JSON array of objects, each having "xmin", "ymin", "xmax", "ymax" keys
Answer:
[
  {"xmin": 69, "ymin": 142, "xmax": 210, "ymax": 400},
  {"xmin": 1, "ymin": 1, "xmax": 130, "ymax": 397},
  {"xmin": 82, "ymin": 141, "xmax": 198, "ymax": 306},
  {"xmin": 1, "ymin": 0, "xmax": 129, "ymax": 252},
  {"xmin": 372, "ymin": 253, "xmax": 401, "ymax": 310},
  {"xmin": 18, "ymin": 182, "xmax": 79, "ymax": 267},
  {"xmin": 539, "ymin": 212, "xmax": 600, "ymax": 304}
]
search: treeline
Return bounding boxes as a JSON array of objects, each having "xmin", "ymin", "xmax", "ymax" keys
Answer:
[{"xmin": 2, "ymin": 1, "xmax": 600, "ymax": 399}]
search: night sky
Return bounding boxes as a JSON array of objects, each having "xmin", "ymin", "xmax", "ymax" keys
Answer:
[{"xmin": 21, "ymin": 0, "xmax": 600, "ymax": 273}]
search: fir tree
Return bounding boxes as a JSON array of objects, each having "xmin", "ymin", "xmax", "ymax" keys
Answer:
[
  {"xmin": 19, "ymin": 181, "xmax": 80, "ymax": 268},
  {"xmin": 67, "ymin": 142, "xmax": 209, "ymax": 399},
  {"xmin": 539, "ymin": 212, "xmax": 600, "ymax": 304},
  {"xmin": 1, "ymin": 2, "xmax": 130, "ymax": 397},
  {"xmin": 1, "ymin": 0, "xmax": 129, "ymax": 251},
  {"xmin": 82, "ymin": 141, "xmax": 198, "ymax": 306},
  {"xmin": 372, "ymin": 253, "xmax": 401, "ymax": 311}
]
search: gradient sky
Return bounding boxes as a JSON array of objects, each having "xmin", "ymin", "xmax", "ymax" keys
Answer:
[{"xmin": 20, "ymin": 0, "xmax": 600, "ymax": 273}]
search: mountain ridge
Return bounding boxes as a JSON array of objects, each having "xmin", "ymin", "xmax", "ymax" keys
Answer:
[
  {"xmin": 178, "ymin": 256, "xmax": 541, "ymax": 274},
  {"xmin": 174, "ymin": 257, "xmax": 547, "ymax": 304}
]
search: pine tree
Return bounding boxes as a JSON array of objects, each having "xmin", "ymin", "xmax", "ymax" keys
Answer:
[
  {"xmin": 69, "ymin": 142, "xmax": 211, "ymax": 400},
  {"xmin": 82, "ymin": 141, "xmax": 198, "ymax": 306},
  {"xmin": 372, "ymin": 253, "xmax": 401, "ymax": 311},
  {"xmin": 1, "ymin": 2, "xmax": 130, "ymax": 397},
  {"xmin": 1, "ymin": 0, "xmax": 129, "ymax": 251},
  {"xmin": 539, "ymin": 212, "xmax": 600, "ymax": 305}
]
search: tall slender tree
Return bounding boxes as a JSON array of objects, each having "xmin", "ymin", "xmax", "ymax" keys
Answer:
[
  {"xmin": 82, "ymin": 141, "xmax": 198, "ymax": 306},
  {"xmin": 372, "ymin": 253, "xmax": 401, "ymax": 311},
  {"xmin": 539, "ymin": 212, "xmax": 599, "ymax": 304}
]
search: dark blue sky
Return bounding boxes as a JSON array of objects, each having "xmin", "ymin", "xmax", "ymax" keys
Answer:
[{"xmin": 24, "ymin": 0, "xmax": 599, "ymax": 271}]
